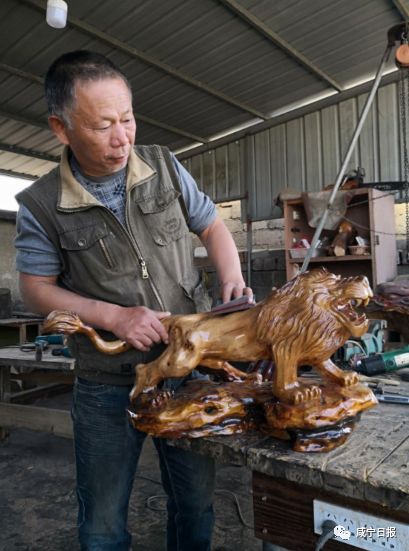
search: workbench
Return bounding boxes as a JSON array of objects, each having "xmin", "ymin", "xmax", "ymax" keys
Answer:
[
  {"xmin": 173, "ymin": 379, "xmax": 409, "ymax": 551},
  {"xmin": 1, "ymin": 344, "xmax": 408, "ymax": 549},
  {"xmin": 0, "ymin": 316, "xmax": 43, "ymax": 344},
  {"xmin": 0, "ymin": 346, "xmax": 74, "ymax": 439}
]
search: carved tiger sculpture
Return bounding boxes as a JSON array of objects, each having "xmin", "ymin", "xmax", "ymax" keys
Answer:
[{"xmin": 43, "ymin": 268, "xmax": 373, "ymax": 405}]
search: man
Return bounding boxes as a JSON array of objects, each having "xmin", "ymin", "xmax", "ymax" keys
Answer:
[{"xmin": 15, "ymin": 50, "xmax": 252, "ymax": 551}]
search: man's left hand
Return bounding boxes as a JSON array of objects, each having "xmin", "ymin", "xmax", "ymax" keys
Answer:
[{"xmin": 220, "ymin": 282, "xmax": 253, "ymax": 304}]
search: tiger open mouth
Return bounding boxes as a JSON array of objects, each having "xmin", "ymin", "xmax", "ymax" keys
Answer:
[{"xmin": 337, "ymin": 296, "xmax": 370, "ymax": 325}]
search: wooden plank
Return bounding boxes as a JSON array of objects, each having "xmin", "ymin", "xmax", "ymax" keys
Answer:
[
  {"xmin": 171, "ymin": 431, "xmax": 270, "ymax": 466},
  {"xmin": 322, "ymin": 405, "xmax": 409, "ymax": 509},
  {"xmin": 0, "ymin": 347, "xmax": 75, "ymax": 371},
  {"xmin": 367, "ymin": 435, "xmax": 409, "ymax": 512},
  {"xmin": 12, "ymin": 371, "xmax": 74, "ymax": 385},
  {"xmin": 247, "ymin": 401, "xmax": 409, "ymax": 510},
  {"xmin": 10, "ymin": 383, "xmax": 72, "ymax": 404},
  {"xmin": 0, "ymin": 403, "xmax": 73, "ymax": 438},
  {"xmin": 0, "ymin": 318, "xmax": 43, "ymax": 327},
  {"xmin": 247, "ymin": 436, "xmax": 329, "ymax": 489}
]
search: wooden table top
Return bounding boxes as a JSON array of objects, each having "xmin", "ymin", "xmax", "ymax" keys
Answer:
[
  {"xmin": 0, "ymin": 318, "xmax": 43, "ymax": 327},
  {"xmin": 173, "ymin": 377, "xmax": 409, "ymax": 513},
  {"xmin": 0, "ymin": 346, "xmax": 75, "ymax": 371}
]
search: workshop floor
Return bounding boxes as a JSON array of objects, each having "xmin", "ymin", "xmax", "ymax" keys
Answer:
[{"xmin": 0, "ymin": 391, "xmax": 262, "ymax": 551}]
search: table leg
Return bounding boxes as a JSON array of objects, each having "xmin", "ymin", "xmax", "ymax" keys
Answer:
[
  {"xmin": 0, "ymin": 366, "xmax": 11, "ymax": 440},
  {"xmin": 19, "ymin": 325, "xmax": 27, "ymax": 344}
]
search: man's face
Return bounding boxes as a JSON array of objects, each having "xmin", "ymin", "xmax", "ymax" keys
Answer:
[{"xmin": 51, "ymin": 77, "xmax": 136, "ymax": 177}]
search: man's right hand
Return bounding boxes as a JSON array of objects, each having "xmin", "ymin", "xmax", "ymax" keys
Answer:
[{"xmin": 109, "ymin": 306, "xmax": 171, "ymax": 352}]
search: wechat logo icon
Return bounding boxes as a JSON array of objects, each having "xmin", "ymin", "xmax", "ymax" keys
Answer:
[{"xmin": 334, "ymin": 525, "xmax": 351, "ymax": 540}]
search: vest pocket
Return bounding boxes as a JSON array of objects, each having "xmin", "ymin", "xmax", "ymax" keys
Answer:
[
  {"xmin": 180, "ymin": 274, "xmax": 212, "ymax": 313},
  {"xmin": 59, "ymin": 223, "xmax": 116, "ymax": 270},
  {"xmin": 136, "ymin": 188, "xmax": 188, "ymax": 246}
]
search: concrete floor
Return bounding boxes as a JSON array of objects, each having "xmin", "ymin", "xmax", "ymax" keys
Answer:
[{"xmin": 0, "ymin": 391, "xmax": 262, "ymax": 551}]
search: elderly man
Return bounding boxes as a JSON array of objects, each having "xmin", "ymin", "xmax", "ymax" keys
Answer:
[{"xmin": 14, "ymin": 50, "xmax": 252, "ymax": 551}]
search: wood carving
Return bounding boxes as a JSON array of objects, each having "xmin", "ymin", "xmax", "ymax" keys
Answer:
[
  {"xmin": 127, "ymin": 377, "xmax": 377, "ymax": 452},
  {"xmin": 128, "ymin": 379, "xmax": 273, "ymax": 438},
  {"xmin": 328, "ymin": 221, "xmax": 357, "ymax": 256},
  {"xmin": 262, "ymin": 380, "xmax": 378, "ymax": 452},
  {"xmin": 43, "ymin": 268, "xmax": 373, "ymax": 406}
]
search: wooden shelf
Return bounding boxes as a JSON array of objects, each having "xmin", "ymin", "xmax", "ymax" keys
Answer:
[
  {"xmin": 283, "ymin": 189, "xmax": 397, "ymax": 286},
  {"xmin": 289, "ymin": 255, "xmax": 372, "ymax": 263}
]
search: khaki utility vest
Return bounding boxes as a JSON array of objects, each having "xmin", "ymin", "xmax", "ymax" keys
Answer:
[{"xmin": 17, "ymin": 145, "xmax": 211, "ymax": 384}]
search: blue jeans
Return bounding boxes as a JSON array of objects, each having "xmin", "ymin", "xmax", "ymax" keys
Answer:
[{"xmin": 72, "ymin": 377, "xmax": 215, "ymax": 551}]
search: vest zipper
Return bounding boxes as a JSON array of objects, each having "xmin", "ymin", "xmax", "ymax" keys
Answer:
[
  {"xmin": 140, "ymin": 259, "xmax": 149, "ymax": 279},
  {"xmin": 98, "ymin": 238, "xmax": 115, "ymax": 269},
  {"xmin": 62, "ymin": 196, "xmax": 166, "ymax": 310},
  {"xmin": 123, "ymin": 205, "xmax": 165, "ymax": 310},
  {"xmin": 114, "ymin": 215, "xmax": 164, "ymax": 308}
]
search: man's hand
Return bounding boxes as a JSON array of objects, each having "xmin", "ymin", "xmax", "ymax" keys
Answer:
[
  {"xmin": 19, "ymin": 273, "xmax": 172, "ymax": 353},
  {"xmin": 110, "ymin": 306, "xmax": 171, "ymax": 352},
  {"xmin": 199, "ymin": 217, "xmax": 254, "ymax": 304},
  {"xmin": 220, "ymin": 282, "xmax": 253, "ymax": 304}
]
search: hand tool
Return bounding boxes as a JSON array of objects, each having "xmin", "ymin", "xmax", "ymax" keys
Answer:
[
  {"xmin": 354, "ymin": 346, "xmax": 409, "ymax": 376},
  {"xmin": 20, "ymin": 339, "xmax": 49, "ymax": 361},
  {"xmin": 373, "ymin": 382, "xmax": 409, "ymax": 405}
]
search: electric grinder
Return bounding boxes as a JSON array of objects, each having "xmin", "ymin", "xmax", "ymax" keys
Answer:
[{"xmin": 353, "ymin": 346, "xmax": 409, "ymax": 376}]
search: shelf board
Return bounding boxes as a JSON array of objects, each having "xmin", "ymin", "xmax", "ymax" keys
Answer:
[{"xmin": 288, "ymin": 255, "xmax": 372, "ymax": 263}]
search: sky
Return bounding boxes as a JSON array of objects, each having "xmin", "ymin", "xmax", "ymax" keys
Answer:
[{"xmin": 0, "ymin": 175, "xmax": 33, "ymax": 211}]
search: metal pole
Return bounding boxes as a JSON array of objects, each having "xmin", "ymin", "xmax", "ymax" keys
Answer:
[
  {"xmin": 246, "ymin": 218, "xmax": 253, "ymax": 288},
  {"xmin": 300, "ymin": 42, "xmax": 393, "ymax": 273}
]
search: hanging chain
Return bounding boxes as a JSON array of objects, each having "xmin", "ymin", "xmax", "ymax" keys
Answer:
[{"xmin": 398, "ymin": 29, "xmax": 409, "ymax": 260}]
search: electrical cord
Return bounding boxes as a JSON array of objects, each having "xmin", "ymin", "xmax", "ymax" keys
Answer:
[
  {"xmin": 314, "ymin": 520, "xmax": 337, "ymax": 551},
  {"xmin": 344, "ymin": 339, "xmax": 367, "ymax": 356},
  {"xmin": 136, "ymin": 476, "xmax": 254, "ymax": 529}
]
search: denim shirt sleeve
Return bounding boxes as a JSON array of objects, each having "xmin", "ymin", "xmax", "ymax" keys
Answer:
[
  {"xmin": 15, "ymin": 204, "xmax": 62, "ymax": 275},
  {"xmin": 171, "ymin": 154, "xmax": 216, "ymax": 235}
]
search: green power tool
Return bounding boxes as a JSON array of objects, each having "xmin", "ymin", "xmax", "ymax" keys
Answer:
[{"xmin": 354, "ymin": 346, "xmax": 409, "ymax": 376}]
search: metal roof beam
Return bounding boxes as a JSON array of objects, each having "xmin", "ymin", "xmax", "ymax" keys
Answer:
[
  {"xmin": 20, "ymin": 0, "xmax": 268, "ymax": 121},
  {"xmin": 0, "ymin": 168, "xmax": 36, "ymax": 180},
  {"xmin": 219, "ymin": 0, "xmax": 343, "ymax": 92},
  {"xmin": 0, "ymin": 61, "xmax": 209, "ymax": 144},
  {"xmin": 177, "ymin": 69, "xmax": 401, "ymax": 160},
  {"xmin": 392, "ymin": 1, "xmax": 409, "ymax": 19},
  {"xmin": 0, "ymin": 108, "xmax": 49, "ymax": 130},
  {"xmin": 0, "ymin": 142, "xmax": 60, "ymax": 163},
  {"xmin": 0, "ymin": 62, "xmax": 43, "ymax": 85}
]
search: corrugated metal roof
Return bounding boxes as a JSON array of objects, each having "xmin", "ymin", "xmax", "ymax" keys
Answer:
[{"xmin": 0, "ymin": 0, "xmax": 405, "ymax": 179}]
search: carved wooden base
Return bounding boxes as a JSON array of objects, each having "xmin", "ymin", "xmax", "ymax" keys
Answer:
[
  {"xmin": 128, "ymin": 379, "xmax": 377, "ymax": 452},
  {"xmin": 262, "ymin": 382, "xmax": 378, "ymax": 452},
  {"xmin": 127, "ymin": 379, "xmax": 272, "ymax": 439}
]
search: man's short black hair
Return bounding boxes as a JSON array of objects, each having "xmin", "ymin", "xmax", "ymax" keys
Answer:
[{"xmin": 44, "ymin": 50, "xmax": 132, "ymax": 125}]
